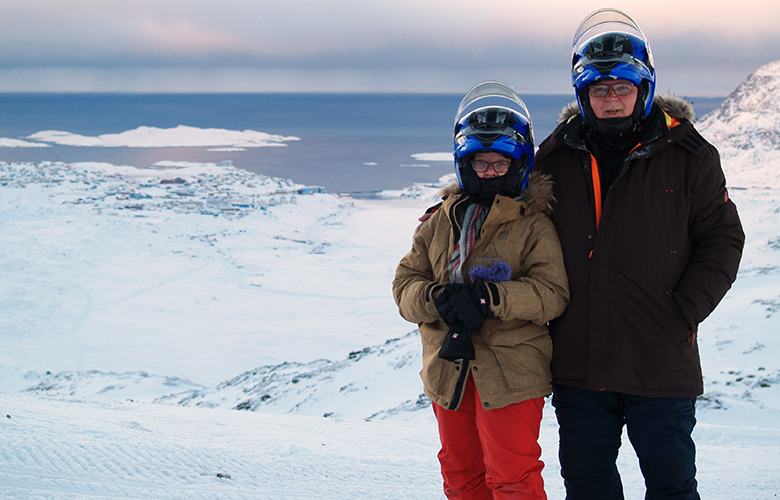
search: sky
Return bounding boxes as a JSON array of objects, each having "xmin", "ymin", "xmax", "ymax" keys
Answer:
[{"xmin": 1, "ymin": 1, "xmax": 779, "ymax": 95}]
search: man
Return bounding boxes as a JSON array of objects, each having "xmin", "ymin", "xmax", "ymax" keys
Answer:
[{"xmin": 534, "ymin": 8, "xmax": 745, "ymax": 500}]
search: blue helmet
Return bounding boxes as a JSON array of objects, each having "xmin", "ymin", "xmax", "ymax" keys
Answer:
[
  {"xmin": 571, "ymin": 8, "xmax": 655, "ymax": 123},
  {"xmin": 453, "ymin": 81, "xmax": 535, "ymax": 197}
]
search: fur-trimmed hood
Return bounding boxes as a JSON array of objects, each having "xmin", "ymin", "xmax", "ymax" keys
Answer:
[
  {"xmin": 557, "ymin": 93, "xmax": 697, "ymax": 125},
  {"xmin": 437, "ymin": 170, "xmax": 556, "ymax": 215}
]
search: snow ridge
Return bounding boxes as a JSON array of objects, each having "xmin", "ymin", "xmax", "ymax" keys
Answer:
[
  {"xmin": 159, "ymin": 330, "xmax": 429, "ymax": 420},
  {"xmin": 698, "ymin": 59, "xmax": 780, "ymax": 188}
]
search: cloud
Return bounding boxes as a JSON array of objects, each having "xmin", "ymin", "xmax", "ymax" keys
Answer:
[
  {"xmin": 133, "ymin": 19, "xmax": 249, "ymax": 56},
  {"xmin": 0, "ymin": 0, "xmax": 778, "ymax": 93}
]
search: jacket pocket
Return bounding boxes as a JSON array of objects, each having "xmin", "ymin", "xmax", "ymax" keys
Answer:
[
  {"xmin": 419, "ymin": 325, "xmax": 449, "ymax": 392},
  {"xmin": 486, "ymin": 327, "xmax": 552, "ymax": 390},
  {"xmin": 665, "ymin": 296, "xmax": 697, "ymax": 345}
]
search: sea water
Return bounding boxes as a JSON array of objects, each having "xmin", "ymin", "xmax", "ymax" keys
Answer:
[{"xmin": 0, "ymin": 93, "xmax": 725, "ymax": 193}]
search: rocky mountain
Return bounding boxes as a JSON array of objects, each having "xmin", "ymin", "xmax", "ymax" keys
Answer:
[{"xmin": 698, "ymin": 59, "xmax": 780, "ymax": 188}]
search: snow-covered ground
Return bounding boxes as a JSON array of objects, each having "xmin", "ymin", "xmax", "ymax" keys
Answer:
[
  {"xmin": 2, "ymin": 60, "xmax": 780, "ymax": 499},
  {"xmin": 3, "ymin": 391, "xmax": 779, "ymax": 500}
]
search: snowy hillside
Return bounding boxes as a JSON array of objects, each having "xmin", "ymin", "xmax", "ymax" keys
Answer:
[
  {"xmin": 692, "ymin": 60, "xmax": 780, "ymax": 419},
  {"xmin": 2, "ymin": 60, "xmax": 780, "ymax": 498},
  {"xmin": 0, "ymin": 160, "xmax": 437, "ymax": 396},
  {"xmin": 698, "ymin": 59, "xmax": 780, "ymax": 188}
]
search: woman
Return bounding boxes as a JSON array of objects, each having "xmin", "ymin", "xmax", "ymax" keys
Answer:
[{"xmin": 393, "ymin": 81, "xmax": 569, "ymax": 500}]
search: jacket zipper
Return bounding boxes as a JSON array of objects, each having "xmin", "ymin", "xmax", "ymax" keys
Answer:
[
  {"xmin": 445, "ymin": 194, "xmax": 471, "ymax": 410},
  {"xmin": 587, "ymin": 142, "xmax": 644, "ymax": 236},
  {"xmin": 448, "ymin": 360, "xmax": 470, "ymax": 409}
]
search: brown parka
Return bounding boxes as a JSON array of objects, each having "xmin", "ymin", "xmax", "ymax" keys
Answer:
[
  {"xmin": 393, "ymin": 172, "xmax": 570, "ymax": 411},
  {"xmin": 535, "ymin": 95, "xmax": 745, "ymax": 398}
]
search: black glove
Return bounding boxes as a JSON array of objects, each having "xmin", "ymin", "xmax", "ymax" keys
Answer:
[
  {"xmin": 435, "ymin": 280, "xmax": 494, "ymax": 362},
  {"xmin": 434, "ymin": 283, "xmax": 465, "ymax": 326},
  {"xmin": 440, "ymin": 280, "xmax": 494, "ymax": 334},
  {"xmin": 438, "ymin": 328, "xmax": 476, "ymax": 362}
]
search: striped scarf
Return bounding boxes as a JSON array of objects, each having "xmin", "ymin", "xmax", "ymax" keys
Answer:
[{"xmin": 449, "ymin": 203, "xmax": 489, "ymax": 284}]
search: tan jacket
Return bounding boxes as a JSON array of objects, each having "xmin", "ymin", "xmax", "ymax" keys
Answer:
[{"xmin": 393, "ymin": 172, "xmax": 569, "ymax": 410}]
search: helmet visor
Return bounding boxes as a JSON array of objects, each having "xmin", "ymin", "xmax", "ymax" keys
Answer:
[
  {"xmin": 573, "ymin": 8, "xmax": 645, "ymax": 49},
  {"xmin": 455, "ymin": 81, "xmax": 532, "ymax": 136}
]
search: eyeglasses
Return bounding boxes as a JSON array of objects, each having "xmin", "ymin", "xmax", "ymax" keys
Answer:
[
  {"xmin": 472, "ymin": 159, "xmax": 511, "ymax": 174},
  {"xmin": 588, "ymin": 82, "xmax": 634, "ymax": 98}
]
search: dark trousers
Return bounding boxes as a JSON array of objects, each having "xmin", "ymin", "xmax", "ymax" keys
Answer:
[{"xmin": 552, "ymin": 385, "xmax": 700, "ymax": 500}]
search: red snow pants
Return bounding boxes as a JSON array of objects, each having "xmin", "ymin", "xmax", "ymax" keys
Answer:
[{"xmin": 432, "ymin": 375, "xmax": 547, "ymax": 500}]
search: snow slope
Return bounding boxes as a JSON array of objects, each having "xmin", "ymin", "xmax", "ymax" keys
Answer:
[
  {"xmin": 2, "ymin": 59, "xmax": 780, "ymax": 498},
  {"xmin": 698, "ymin": 59, "xmax": 780, "ymax": 189}
]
